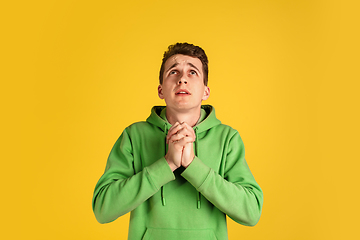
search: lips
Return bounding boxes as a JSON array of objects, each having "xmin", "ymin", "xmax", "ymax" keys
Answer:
[{"xmin": 175, "ymin": 89, "xmax": 190, "ymax": 95}]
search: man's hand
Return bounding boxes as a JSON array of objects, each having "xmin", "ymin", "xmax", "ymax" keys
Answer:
[
  {"xmin": 165, "ymin": 122, "xmax": 196, "ymax": 171},
  {"xmin": 165, "ymin": 122, "xmax": 183, "ymax": 171},
  {"xmin": 182, "ymin": 142, "xmax": 195, "ymax": 168}
]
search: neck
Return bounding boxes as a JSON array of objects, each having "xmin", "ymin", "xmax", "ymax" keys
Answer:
[{"xmin": 166, "ymin": 107, "xmax": 201, "ymax": 127}]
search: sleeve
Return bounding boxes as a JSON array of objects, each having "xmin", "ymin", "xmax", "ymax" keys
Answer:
[
  {"xmin": 92, "ymin": 129, "xmax": 175, "ymax": 224},
  {"xmin": 181, "ymin": 131, "xmax": 263, "ymax": 226}
]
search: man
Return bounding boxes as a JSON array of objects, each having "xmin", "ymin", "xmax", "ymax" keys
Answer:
[{"xmin": 92, "ymin": 43, "xmax": 263, "ymax": 240}]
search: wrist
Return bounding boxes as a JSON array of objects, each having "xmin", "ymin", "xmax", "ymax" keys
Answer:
[
  {"xmin": 165, "ymin": 156, "xmax": 179, "ymax": 172},
  {"xmin": 182, "ymin": 155, "xmax": 195, "ymax": 168}
]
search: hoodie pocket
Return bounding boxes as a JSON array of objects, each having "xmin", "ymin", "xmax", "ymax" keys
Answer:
[{"xmin": 142, "ymin": 228, "xmax": 218, "ymax": 240}]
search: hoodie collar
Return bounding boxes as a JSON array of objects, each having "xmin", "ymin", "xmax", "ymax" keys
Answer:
[
  {"xmin": 146, "ymin": 105, "xmax": 221, "ymax": 133},
  {"xmin": 159, "ymin": 107, "xmax": 207, "ymax": 126}
]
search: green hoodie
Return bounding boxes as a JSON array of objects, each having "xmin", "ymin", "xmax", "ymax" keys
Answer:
[{"xmin": 92, "ymin": 105, "xmax": 263, "ymax": 240}]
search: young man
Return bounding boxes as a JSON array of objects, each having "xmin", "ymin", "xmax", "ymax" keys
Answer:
[{"xmin": 92, "ymin": 43, "xmax": 263, "ymax": 240}]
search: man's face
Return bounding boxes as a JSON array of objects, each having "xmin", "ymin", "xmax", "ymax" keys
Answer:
[{"xmin": 158, "ymin": 54, "xmax": 210, "ymax": 112}]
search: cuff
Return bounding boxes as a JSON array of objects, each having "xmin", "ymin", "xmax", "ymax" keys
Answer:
[
  {"xmin": 181, "ymin": 156, "xmax": 211, "ymax": 190},
  {"xmin": 146, "ymin": 157, "xmax": 175, "ymax": 190}
]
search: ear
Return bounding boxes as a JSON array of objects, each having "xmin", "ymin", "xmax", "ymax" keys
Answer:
[
  {"xmin": 158, "ymin": 85, "xmax": 164, "ymax": 99},
  {"xmin": 202, "ymin": 86, "xmax": 210, "ymax": 101}
]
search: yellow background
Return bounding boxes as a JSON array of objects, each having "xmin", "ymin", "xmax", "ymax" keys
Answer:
[{"xmin": 2, "ymin": 0, "xmax": 359, "ymax": 239}]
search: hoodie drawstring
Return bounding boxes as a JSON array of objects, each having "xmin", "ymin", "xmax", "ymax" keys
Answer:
[
  {"xmin": 197, "ymin": 193, "xmax": 201, "ymax": 209},
  {"xmin": 161, "ymin": 187, "xmax": 166, "ymax": 206},
  {"xmin": 161, "ymin": 123, "xmax": 168, "ymax": 206},
  {"xmin": 194, "ymin": 127, "xmax": 201, "ymax": 209}
]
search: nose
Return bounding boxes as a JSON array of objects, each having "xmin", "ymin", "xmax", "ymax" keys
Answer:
[{"xmin": 178, "ymin": 75, "xmax": 187, "ymax": 85}]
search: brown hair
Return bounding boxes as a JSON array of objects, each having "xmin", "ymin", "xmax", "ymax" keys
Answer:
[{"xmin": 159, "ymin": 43, "xmax": 209, "ymax": 86}]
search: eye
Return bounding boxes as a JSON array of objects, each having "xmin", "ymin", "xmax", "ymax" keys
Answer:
[
  {"xmin": 189, "ymin": 70, "xmax": 197, "ymax": 75},
  {"xmin": 169, "ymin": 70, "xmax": 178, "ymax": 75}
]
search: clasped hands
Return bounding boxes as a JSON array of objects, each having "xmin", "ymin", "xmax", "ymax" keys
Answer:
[{"xmin": 165, "ymin": 122, "xmax": 195, "ymax": 171}]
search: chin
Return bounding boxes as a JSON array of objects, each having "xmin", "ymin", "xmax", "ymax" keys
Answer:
[
  {"xmin": 166, "ymin": 100, "xmax": 201, "ymax": 111},
  {"xmin": 175, "ymin": 104, "xmax": 201, "ymax": 111}
]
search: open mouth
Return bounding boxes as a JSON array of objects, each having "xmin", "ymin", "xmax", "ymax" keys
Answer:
[
  {"xmin": 176, "ymin": 91, "xmax": 189, "ymax": 95},
  {"xmin": 175, "ymin": 89, "xmax": 190, "ymax": 95}
]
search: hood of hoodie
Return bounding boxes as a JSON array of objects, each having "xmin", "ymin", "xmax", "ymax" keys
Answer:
[{"xmin": 146, "ymin": 105, "xmax": 221, "ymax": 133}]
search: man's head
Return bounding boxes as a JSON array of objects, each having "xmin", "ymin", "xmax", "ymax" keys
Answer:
[
  {"xmin": 158, "ymin": 43, "xmax": 210, "ymax": 112},
  {"xmin": 159, "ymin": 43, "xmax": 209, "ymax": 86}
]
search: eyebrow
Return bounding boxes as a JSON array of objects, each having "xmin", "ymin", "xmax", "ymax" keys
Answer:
[
  {"xmin": 165, "ymin": 63, "xmax": 179, "ymax": 73},
  {"xmin": 165, "ymin": 62, "xmax": 201, "ymax": 73},
  {"xmin": 187, "ymin": 62, "xmax": 200, "ymax": 72}
]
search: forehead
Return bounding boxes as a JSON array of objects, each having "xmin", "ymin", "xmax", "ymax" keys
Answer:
[{"xmin": 164, "ymin": 54, "xmax": 203, "ymax": 71}]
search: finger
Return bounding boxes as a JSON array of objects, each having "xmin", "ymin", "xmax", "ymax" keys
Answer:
[
  {"xmin": 167, "ymin": 122, "xmax": 181, "ymax": 135},
  {"xmin": 171, "ymin": 136, "xmax": 195, "ymax": 146},
  {"xmin": 168, "ymin": 132, "xmax": 187, "ymax": 143},
  {"xmin": 166, "ymin": 122, "xmax": 180, "ymax": 144},
  {"xmin": 179, "ymin": 122, "xmax": 196, "ymax": 138},
  {"xmin": 167, "ymin": 124, "xmax": 184, "ymax": 140},
  {"xmin": 175, "ymin": 128, "xmax": 194, "ymax": 141},
  {"xmin": 168, "ymin": 122, "xmax": 180, "ymax": 133},
  {"xmin": 175, "ymin": 127, "xmax": 195, "ymax": 141}
]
